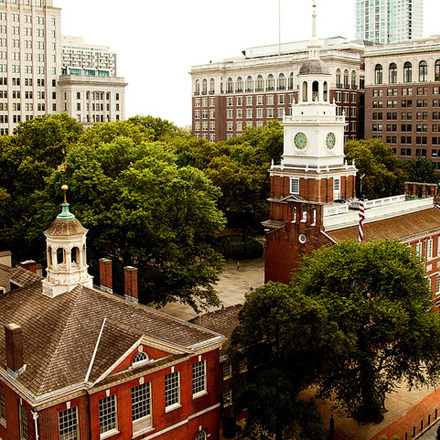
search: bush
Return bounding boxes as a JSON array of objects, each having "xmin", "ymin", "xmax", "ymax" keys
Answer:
[{"xmin": 216, "ymin": 235, "xmax": 263, "ymax": 260}]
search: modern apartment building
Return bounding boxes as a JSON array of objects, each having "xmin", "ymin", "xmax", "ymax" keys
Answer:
[
  {"xmin": 364, "ymin": 36, "xmax": 440, "ymax": 167},
  {"xmin": 190, "ymin": 36, "xmax": 365, "ymax": 143},
  {"xmin": 0, "ymin": 0, "xmax": 61, "ymax": 135},
  {"xmin": 59, "ymin": 36, "xmax": 126, "ymax": 126},
  {"xmin": 355, "ymin": 0, "xmax": 423, "ymax": 44},
  {"xmin": 0, "ymin": 0, "xmax": 126, "ymax": 134}
]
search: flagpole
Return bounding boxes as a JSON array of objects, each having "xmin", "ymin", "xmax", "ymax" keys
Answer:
[{"xmin": 358, "ymin": 175, "xmax": 365, "ymax": 244}]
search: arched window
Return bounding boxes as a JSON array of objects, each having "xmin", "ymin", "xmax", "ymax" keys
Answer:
[
  {"xmin": 236, "ymin": 77, "xmax": 243, "ymax": 92},
  {"xmin": 47, "ymin": 247, "xmax": 52, "ymax": 266},
  {"xmin": 194, "ymin": 431, "xmax": 207, "ymax": 440},
  {"xmin": 278, "ymin": 73, "xmax": 286, "ymax": 90},
  {"xmin": 71, "ymin": 247, "xmax": 80, "ymax": 263},
  {"xmin": 302, "ymin": 81, "xmax": 308, "ymax": 102},
  {"xmin": 351, "ymin": 70, "xmax": 357, "ymax": 88},
  {"xmin": 245, "ymin": 76, "xmax": 253, "ymax": 92},
  {"xmin": 343, "ymin": 69, "xmax": 349, "ymax": 88},
  {"xmin": 312, "ymin": 81, "xmax": 319, "ymax": 101},
  {"xmin": 256, "ymin": 75, "xmax": 264, "ymax": 91},
  {"xmin": 435, "ymin": 60, "xmax": 440, "ymax": 81},
  {"xmin": 227, "ymin": 78, "xmax": 233, "ymax": 93},
  {"xmin": 209, "ymin": 78, "xmax": 215, "ymax": 94},
  {"xmin": 195, "ymin": 79, "xmax": 200, "ymax": 95},
  {"xmin": 419, "ymin": 60, "xmax": 428, "ymax": 82},
  {"xmin": 336, "ymin": 69, "xmax": 341, "ymax": 86},
  {"xmin": 289, "ymin": 72, "xmax": 294, "ymax": 90},
  {"xmin": 374, "ymin": 64, "xmax": 383, "ymax": 84},
  {"xmin": 57, "ymin": 248, "xmax": 64, "ymax": 265},
  {"xmin": 202, "ymin": 79, "xmax": 207, "ymax": 95},
  {"xmin": 133, "ymin": 352, "xmax": 149, "ymax": 365},
  {"xmin": 267, "ymin": 74, "xmax": 275, "ymax": 90},
  {"xmin": 403, "ymin": 62, "xmax": 412, "ymax": 83},
  {"xmin": 389, "ymin": 63, "xmax": 397, "ymax": 84},
  {"xmin": 323, "ymin": 81, "xmax": 328, "ymax": 101}
]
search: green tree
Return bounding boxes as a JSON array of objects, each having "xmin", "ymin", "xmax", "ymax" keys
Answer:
[
  {"xmin": 405, "ymin": 154, "xmax": 440, "ymax": 184},
  {"xmin": 345, "ymin": 139, "xmax": 408, "ymax": 199},
  {"xmin": 229, "ymin": 282, "xmax": 344, "ymax": 440},
  {"xmin": 37, "ymin": 138, "xmax": 225, "ymax": 311},
  {"xmin": 295, "ymin": 240, "xmax": 440, "ymax": 423},
  {"xmin": 128, "ymin": 115, "xmax": 189, "ymax": 141}
]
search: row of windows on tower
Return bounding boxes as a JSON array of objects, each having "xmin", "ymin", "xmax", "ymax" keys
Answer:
[{"xmin": 375, "ymin": 61, "xmax": 440, "ymax": 84}]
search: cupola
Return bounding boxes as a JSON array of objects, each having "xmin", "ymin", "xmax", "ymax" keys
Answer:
[{"xmin": 42, "ymin": 185, "xmax": 93, "ymax": 298}]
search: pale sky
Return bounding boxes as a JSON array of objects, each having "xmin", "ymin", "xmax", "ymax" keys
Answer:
[{"xmin": 55, "ymin": 0, "xmax": 439, "ymax": 128}]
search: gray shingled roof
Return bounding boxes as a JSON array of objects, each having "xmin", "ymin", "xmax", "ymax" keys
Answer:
[{"xmin": 0, "ymin": 279, "xmax": 224, "ymax": 399}]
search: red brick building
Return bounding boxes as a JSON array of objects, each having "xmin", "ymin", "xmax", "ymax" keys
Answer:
[
  {"xmin": 263, "ymin": 10, "xmax": 440, "ymax": 306},
  {"xmin": 0, "ymin": 194, "xmax": 224, "ymax": 440}
]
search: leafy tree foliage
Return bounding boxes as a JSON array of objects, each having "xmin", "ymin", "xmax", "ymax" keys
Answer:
[
  {"xmin": 345, "ymin": 139, "xmax": 408, "ymax": 199},
  {"xmin": 229, "ymin": 282, "xmax": 344, "ymax": 440},
  {"xmin": 405, "ymin": 155, "xmax": 440, "ymax": 184},
  {"xmin": 128, "ymin": 115, "xmax": 189, "ymax": 142},
  {"xmin": 36, "ymin": 138, "xmax": 225, "ymax": 311},
  {"xmin": 295, "ymin": 240, "xmax": 440, "ymax": 423}
]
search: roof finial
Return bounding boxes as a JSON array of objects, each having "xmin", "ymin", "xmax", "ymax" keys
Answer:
[
  {"xmin": 57, "ymin": 185, "xmax": 75, "ymax": 220},
  {"xmin": 308, "ymin": 0, "xmax": 321, "ymax": 60}
]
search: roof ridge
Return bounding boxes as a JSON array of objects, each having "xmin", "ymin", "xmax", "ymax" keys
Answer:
[{"xmin": 37, "ymin": 286, "xmax": 86, "ymax": 394}]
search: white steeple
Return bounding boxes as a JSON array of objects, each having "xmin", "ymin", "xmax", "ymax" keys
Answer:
[
  {"xmin": 42, "ymin": 185, "xmax": 93, "ymax": 298},
  {"xmin": 308, "ymin": 3, "xmax": 320, "ymax": 60}
]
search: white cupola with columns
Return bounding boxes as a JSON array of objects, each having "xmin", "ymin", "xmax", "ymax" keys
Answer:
[
  {"xmin": 42, "ymin": 185, "xmax": 93, "ymax": 298},
  {"xmin": 281, "ymin": 2, "xmax": 349, "ymax": 169}
]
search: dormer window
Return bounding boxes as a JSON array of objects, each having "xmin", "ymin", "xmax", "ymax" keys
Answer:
[{"xmin": 132, "ymin": 352, "xmax": 149, "ymax": 367}]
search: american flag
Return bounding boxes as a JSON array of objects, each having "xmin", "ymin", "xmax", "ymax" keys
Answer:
[{"xmin": 358, "ymin": 199, "xmax": 365, "ymax": 244}]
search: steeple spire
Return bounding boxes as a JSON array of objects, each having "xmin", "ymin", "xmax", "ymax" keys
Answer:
[{"xmin": 308, "ymin": 2, "xmax": 321, "ymax": 60}]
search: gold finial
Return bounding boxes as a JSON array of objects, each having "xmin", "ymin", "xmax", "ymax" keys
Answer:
[
  {"xmin": 313, "ymin": 2, "xmax": 316, "ymax": 7},
  {"xmin": 61, "ymin": 184, "xmax": 68, "ymax": 203}
]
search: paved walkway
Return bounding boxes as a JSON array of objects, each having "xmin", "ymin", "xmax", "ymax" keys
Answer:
[{"xmin": 160, "ymin": 257, "xmax": 265, "ymax": 321}]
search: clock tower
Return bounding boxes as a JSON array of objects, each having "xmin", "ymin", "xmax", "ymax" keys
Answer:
[{"xmin": 264, "ymin": 2, "xmax": 358, "ymax": 283}]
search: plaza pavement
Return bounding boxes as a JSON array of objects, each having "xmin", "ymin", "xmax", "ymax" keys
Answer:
[
  {"xmin": 160, "ymin": 256, "xmax": 440, "ymax": 440},
  {"xmin": 160, "ymin": 256, "xmax": 265, "ymax": 321}
]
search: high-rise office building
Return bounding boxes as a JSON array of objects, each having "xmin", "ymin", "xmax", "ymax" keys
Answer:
[
  {"xmin": 0, "ymin": 0, "xmax": 126, "ymax": 134},
  {"xmin": 0, "ymin": 0, "xmax": 61, "ymax": 135},
  {"xmin": 355, "ymin": 0, "xmax": 423, "ymax": 44},
  {"xmin": 59, "ymin": 35, "xmax": 127, "ymax": 126}
]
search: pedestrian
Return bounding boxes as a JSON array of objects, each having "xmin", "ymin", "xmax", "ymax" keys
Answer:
[{"xmin": 236, "ymin": 261, "xmax": 240, "ymax": 270}]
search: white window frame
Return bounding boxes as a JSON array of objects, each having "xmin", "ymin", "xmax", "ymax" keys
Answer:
[
  {"xmin": 334, "ymin": 177, "xmax": 341, "ymax": 200},
  {"xmin": 223, "ymin": 388, "xmax": 232, "ymax": 407},
  {"xmin": 427, "ymin": 238, "xmax": 433, "ymax": 259},
  {"xmin": 192, "ymin": 360, "xmax": 207, "ymax": 398},
  {"xmin": 131, "ymin": 382, "xmax": 152, "ymax": 435},
  {"xmin": 416, "ymin": 241, "xmax": 422, "ymax": 258},
  {"xmin": 165, "ymin": 371, "xmax": 180, "ymax": 411},
  {"xmin": 99, "ymin": 394, "xmax": 118, "ymax": 439},
  {"xmin": 222, "ymin": 363, "xmax": 232, "ymax": 380},
  {"xmin": 291, "ymin": 178, "xmax": 299, "ymax": 195},
  {"xmin": 58, "ymin": 407, "xmax": 79, "ymax": 440}
]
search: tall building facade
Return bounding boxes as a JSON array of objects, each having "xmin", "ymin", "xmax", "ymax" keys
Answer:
[
  {"xmin": 59, "ymin": 36, "xmax": 126, "ymax": 126},
  {"xmin": 364, "ymin": 37, "xmax": 440, "ymax": 168},
  {"xmin": 355, "ymin": 0, "xmax": 423, "ymax": 44},
  {"xmin": 0, "ymin": 0, "xmax": 126, "ymax": 134},
  {"xmin": 0, "ymin": 0, "xmax": 61, "ymax": 135},
  {"xmin": 190, "ymin": 36, "xmax": 365, "ymax": 143}
]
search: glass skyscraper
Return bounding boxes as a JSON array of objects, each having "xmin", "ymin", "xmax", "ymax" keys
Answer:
[{"xmin": 355, "ymin": 0, "xmax": 423, "ymax": 44}]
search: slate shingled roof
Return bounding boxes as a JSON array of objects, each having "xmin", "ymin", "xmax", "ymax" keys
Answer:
[
  {"xmin": 326, "ymin": 206, "xmax": 440, "ymax": 244},
  {"xmin": 190, "ymin": 304, "xmax": 243, "ymax": 357},
  {"xmin": 0, "ymin": 275, "xmax": 224, "ymax": 400}
]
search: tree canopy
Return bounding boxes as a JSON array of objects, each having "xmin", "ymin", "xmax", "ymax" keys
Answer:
[
  {"xmin": 345, "ymin": 138, "xmax": 408, "ymax": 199},
  {"xmin": 33, "ymin": 138, "xmax": 226, "ymax": 311},
  {"xmin": 295, "ymin": 240, "xmax": 440, "ymax": 422},
  {"xmin": 229, "ymin": 282, "xmax": 344, "ymax": 440}
]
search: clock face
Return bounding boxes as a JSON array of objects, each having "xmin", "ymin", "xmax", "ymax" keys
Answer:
[
  {"xmin": 294, "ymin": 132, "xmax": 308, "ymax": 149},
  {"xmin": 326, "ymin": 132, "xmax": 336, "ymax": 149}
]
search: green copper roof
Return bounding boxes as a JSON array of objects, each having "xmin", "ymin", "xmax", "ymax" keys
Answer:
[{"xmin": 56, "ymin": 202, "xmax": 75, "ymax": 220}]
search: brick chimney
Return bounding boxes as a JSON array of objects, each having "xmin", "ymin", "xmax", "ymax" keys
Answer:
[
  {"xmin": 124, "ymin": 266, "xmax": 138, "ymax": 303},
  {"xmin": 20, "ymin": 260, "xmax": 37, "ymax": 273},
  {"xmin": 5, "ymin": 324, "xmax": 25, "ymax": 377},
  {"xmin": 99, "ymin": 258, "xmax": 113, "ymax": 293}
]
